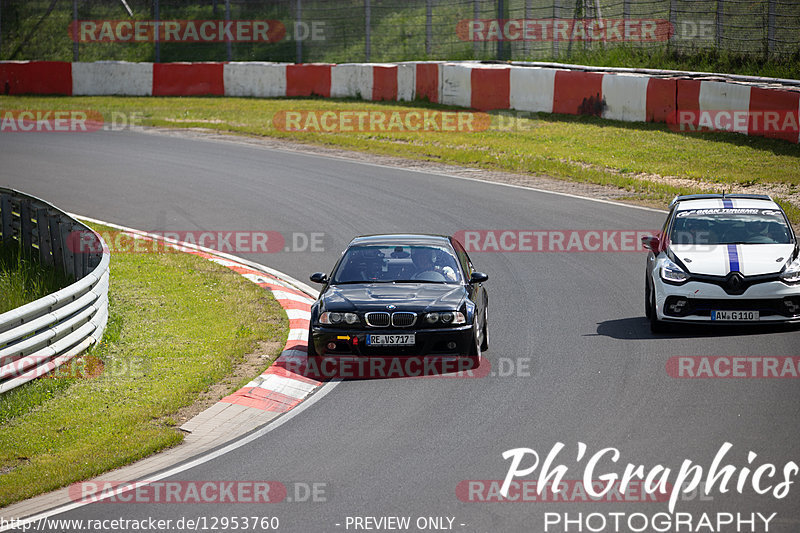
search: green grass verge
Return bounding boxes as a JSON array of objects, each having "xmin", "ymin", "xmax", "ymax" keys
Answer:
[
  {"xmin": 2, "ymin": 95, "xmax": 797, "ymax": 221},
  {"xmin": 0, "ymin": 240, "xmax": 72, "ymax": 315},
  {"xmin": 0, "ymin": 224, "xmax": 288, "ymax": 508}
]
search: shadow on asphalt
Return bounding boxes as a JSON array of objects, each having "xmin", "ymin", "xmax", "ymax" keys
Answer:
[{"xmin": 590, "ymin": 317, "xmax": 798, "ymax": 340}]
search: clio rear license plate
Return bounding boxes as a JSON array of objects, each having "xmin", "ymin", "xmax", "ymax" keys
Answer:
[
  {"xmin": 366, "ymin": 334, "xmax": 415, "ymax": 346},
  {"xmin": 711, "ymin": 310, "xmax": 760, "ymax": 321}
]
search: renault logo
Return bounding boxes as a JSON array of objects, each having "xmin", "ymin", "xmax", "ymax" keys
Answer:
[{"xmin": 726, "ymin": 272, "xmax": 745, "ymax": 294}]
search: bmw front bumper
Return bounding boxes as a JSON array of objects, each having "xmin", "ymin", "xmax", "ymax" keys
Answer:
[{"xmin": 309, "ymin": 324, "xmax": 477, "ymax": 357}]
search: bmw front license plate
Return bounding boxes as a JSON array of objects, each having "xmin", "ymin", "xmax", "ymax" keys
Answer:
[
  {"xmin": 366, "ymin": 334, "xmax": 415, "ymax": 346},
  {"xmin": 711, "ymin": 310, "xmax": 760, "ymax": 321}
]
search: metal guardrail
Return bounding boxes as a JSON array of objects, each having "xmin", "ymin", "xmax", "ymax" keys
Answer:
[{"xmin": 0, "ymin": 188, "xmax": 109, "ymax": 393}]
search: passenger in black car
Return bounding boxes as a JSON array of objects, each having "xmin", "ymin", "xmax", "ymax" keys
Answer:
[{"xmin": 410, "ymin": 247, "xmax": 457, "ymax": 281}]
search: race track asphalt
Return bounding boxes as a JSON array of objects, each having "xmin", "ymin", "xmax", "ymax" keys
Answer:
[{"xmin": 2, "ymin": 129, "xmax": 798, "ymax": 532}]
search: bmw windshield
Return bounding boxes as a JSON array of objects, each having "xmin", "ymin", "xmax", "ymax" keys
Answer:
[{"xmin": 331, "ymin": 245, "xmax": 462, "ymax": 284}]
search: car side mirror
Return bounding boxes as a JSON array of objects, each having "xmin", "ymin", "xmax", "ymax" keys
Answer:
[
  {"xmin": 310, "ymin": 272, "xmax": 328, "ymax": 284},
  {"xmin": 641, "ymin": 236, "xmax": 660, "ymax": 252},
  {"xmin": 470, "ymin": 272, "xmax": 488, "ymax": 284}
]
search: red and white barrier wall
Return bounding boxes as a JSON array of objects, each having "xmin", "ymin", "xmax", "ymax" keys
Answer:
[{"xmin": 1, "ymin": 60, "xmax": 798, "ymax": 143}]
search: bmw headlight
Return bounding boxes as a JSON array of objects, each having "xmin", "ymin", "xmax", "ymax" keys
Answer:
[
  {"xmin": 425, "ymin": 311, "xmax": 466, "ymax": 325},
  {"xmin": 319, "ymin": 312, "xmax": 359, "ymax": 325},
  {"xmin": 660, "ymin": 257, "xmax": 689, "ymax": 284},
  {"xmin": 780, "ymin": 256, "xmax": 800, "ymax": 284}
]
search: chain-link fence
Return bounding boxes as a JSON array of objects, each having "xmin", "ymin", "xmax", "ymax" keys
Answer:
[{"xmin": 1, "ymin": 0, "xmax": 798, "ymax": 63}]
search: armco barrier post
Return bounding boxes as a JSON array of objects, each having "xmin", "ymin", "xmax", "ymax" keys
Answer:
[
  {"xmin": 61, "ymin": 220, "xmax": 75, "ymax": 279},
  {"xmin": 19, "ymin": 199, "xmax": 32, "ymax": 252},
  {"xmin": 50, "ymin": 217, "xmax": 66, "ymax": 273},
  {"xmin": 1, "ymin": 197, "xmax": 11, "ymax": 239},
  {"xmin": 37, "ymin": 207, "xmax": 54, "ymax": 267}
]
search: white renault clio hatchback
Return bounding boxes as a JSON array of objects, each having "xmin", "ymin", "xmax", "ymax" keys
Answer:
[{"xmin": 642, "ymin": 194, "xmax": 800, "ymax": 332}]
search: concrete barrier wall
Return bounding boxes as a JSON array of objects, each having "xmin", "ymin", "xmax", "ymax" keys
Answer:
[
  {"xmin": 331, "ymin": 64, "xmax": 371, "ymax": 99},
  {"xmin": 73, "ymin": 61, "xmax": 153, "ymax": 96},
  {"xmin": 553, "ymin": 71, "xmax": 605, "ymax": 116},
  {"xmin": 645, "ymin": 78, "xmax": 677, "ymax": 123},
  {"xmin": 698, "ymin": 81, "xmax": 753, "ymax": 134},
  {"xmin": 0, "ymin": 61, "xmax": 72, "ymax": 95},
  {"xmin": 748, "ymin": 87, "xmax": 800, "ymax": 143},
  {"xmin": 3, "ymin": 60, "xmax": 798, "ymax": 143},
  {"xmin": 153, "ymin": 62, "xmax": 225, "ymax": 96},
  {"xmin": 602, "ymin": 74, "xmax": 650, "ymax": 123},
  {"xmin": 396, "ymin": 63, "xmax": 416, "ymax": 102},
  {"xmin": 412, "ymin": 62, "xmax": 443, "ymax": 104},
  {"xmin": 470, "ymin": 64, "xmax": 510, "ymax": 111},
  {"xmin": 440, "ymin": 63, "xmax": 472, "ymax": 109},
  {"xmin": 371, "ymin": 64, "xmax": 398, "ymax": 101},
  {"xmin": 509, "ymin": 67, "xmax": 557, "ymax": 114},
  {"xmin": 224, "ymin": 62, "xmax": 287, "ymax": 98}
]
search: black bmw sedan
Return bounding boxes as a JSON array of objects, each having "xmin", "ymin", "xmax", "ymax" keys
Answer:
[{"xmin": 307, "ymin": 234, "xmax": 488, "ymax": 361}]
